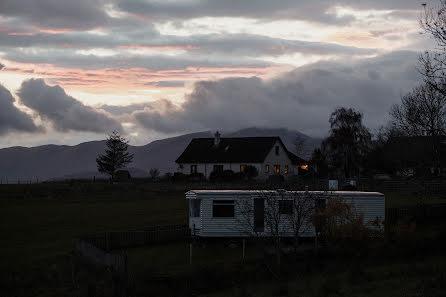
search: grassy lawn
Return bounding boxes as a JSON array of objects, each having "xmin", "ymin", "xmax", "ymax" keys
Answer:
[
  {"xmin": 0, "ymin": 183, "xmax": 187, "ymax": 272},
  {"xmin": 1, "ymin": 182, "xmax": 445, "ymax": 296}
]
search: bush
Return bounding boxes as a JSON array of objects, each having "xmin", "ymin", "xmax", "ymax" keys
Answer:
[
  {"xmin": 172, "ymin": 172, "xmax": 186, "ymax": 182},
  {"xmin": 268, "ymin": 175, "xmax": 284, "ymax": 183},
  {"xmin": 210, "ymin": 170, "xmax": 235, "ymax": 182},
  {"xmin": 242, "ymin": 165, "xmax": 258, "ymax": 180},
  {"xmin": 188, "ymin": 172, "xmax": 205, "ymax": 182}
]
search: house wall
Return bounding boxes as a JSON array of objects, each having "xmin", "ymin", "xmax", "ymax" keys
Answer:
[
  {"xmin": 178, "ymin": 140, "xmax": 297, "ymax": 180},
  {"xmin": 260, "ymin": 140, "xmax": 297, "ymax": 179}
]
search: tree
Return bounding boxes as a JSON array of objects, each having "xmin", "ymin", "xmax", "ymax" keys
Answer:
[
  {"xmin": 236, "ymin": 190, "xmax": 316, "ymax": 268},
  {"xmin": 149, "ymin": 168, "xmax": 160, "ymax": 180},
  {"xmin": 322, "ymin": 107, "xmax": 372, "ymax": 178},
  {"xmin": 420, "ymin": 1, "xmax": 446, "ymax": 89},
  {"xmin": 242, "ymin": 165, "xmax": 258, "ymax": 180},
  {"xmin": 390, "ymin": 81, "xmax": 446, "ymax": 172},
  {"xmin": 96, "ymin": 131, "xmax": 133, "ymax": 182},
  {"xmin": 309, "ymin": 148, "xmax": 328, "ymax": 178},
  {"xmin": 285, "ymin": 192, "xmax": 315, "ymax": 248}
]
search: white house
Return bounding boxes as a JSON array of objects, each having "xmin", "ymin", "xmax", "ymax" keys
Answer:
[
  {"xmin": 187, "ymin": 190, "xmax": 385, "ymax": 238},
  {"xmin": 176, "ymin": 132, "xmax": 306, "ymax": 180}
]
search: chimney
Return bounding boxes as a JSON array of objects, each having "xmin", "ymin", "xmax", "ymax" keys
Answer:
[{"xmin": 214, "ymin": 131, "xmax": 221, "ymax": 147}]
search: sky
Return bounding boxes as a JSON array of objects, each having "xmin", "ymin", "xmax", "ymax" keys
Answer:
[{"xmin": 0, "ymin": 0, "xmax": 435, "ymax": 147}]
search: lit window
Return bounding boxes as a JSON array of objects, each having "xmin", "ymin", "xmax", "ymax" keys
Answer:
[
  {"xmin": 275, "ymin": 146, "xmax": 279, "ymax": 155},
  {"xmin": 273, "ymin": 165, "xmax": 280, "ymax": 174},
  {"xmin": 190, "ymin": 165, "xmax": 197, "ymax": 174},
  {"xmin": 240, "ymin": 164, "xmax": 247, "ymax": 172},
  {"xmin": 284, "ymin": 165, "xmax": 289, "ymax": 175},
  {"xmin": 265, "ymin": 164, "xmax": 269, "ymax": 173},
  {"xmin": 213, "ymin": 200, "xmax": 235, "ymax": 217},
  {"xmin": 300, "ymin": 164, "xmax": 309, "ymax": 170}
]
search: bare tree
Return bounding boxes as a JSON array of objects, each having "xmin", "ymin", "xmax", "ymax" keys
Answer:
[
  {"xmin": 149, "ymin": 168, "xmax": 160, "ymax": 180},
  {"xmin": 285, "ymin": 191, "xmax": 315, "ymax": 248},
  {"xmin": 235, "ymin": 190, "xmax": 288, "ymax": 266},
  {"xmin": 421, "ymin": 2, "xmax": 446, "ymax": 85},
  {"xmin": 390, "ymin": 79, "xmax": 446, "ymax": 173},
  {"xmin": 235, "ymin": 190, "xmax": 316, "ymax": 266}
]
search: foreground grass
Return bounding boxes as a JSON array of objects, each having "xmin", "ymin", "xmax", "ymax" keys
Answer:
[{"xmin": 1, "ymin": 182, "xmax": 445, "ymax": 296}]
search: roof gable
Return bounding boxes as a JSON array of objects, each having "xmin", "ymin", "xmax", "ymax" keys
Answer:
[{"xmin": 176, "ymin": 137, "xmax": 304, "ymax": 164}]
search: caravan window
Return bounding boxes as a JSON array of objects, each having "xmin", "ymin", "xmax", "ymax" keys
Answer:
[
  {"xmin": 213, "ymin": 200, "xmax": 235, "ymax": 217},
  {"xmin": 190, "ymin": 199, "xmax": 201, "ymax": 217},
  {"xmin": 279, "ymin": 200, "xmax": 293, "ymax": 215}
]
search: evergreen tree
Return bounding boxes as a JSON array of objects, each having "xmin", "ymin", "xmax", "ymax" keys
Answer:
[{"xmin": 96, "ymin": 131, "xmax": 133, "ymax": 182}]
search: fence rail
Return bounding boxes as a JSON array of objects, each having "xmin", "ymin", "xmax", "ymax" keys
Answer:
[
  {"xmin": 76, "ymin": 224, "xmax": 190, "ymax": 272},
  {"xmin": 385, "ymin": 204, "xmax": 446, "ymax": 225}
]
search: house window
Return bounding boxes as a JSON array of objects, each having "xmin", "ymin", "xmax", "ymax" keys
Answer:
[
  {"xmin": 265, "ymin": 164, "xmax": 269, "ymax": 173},
  {"xmin": 240, "ymin": 164, "xmax": 247, "ymax": 172},
  {"xmin": 273, "ymin": 165, "xmax": 280, "ymax": 174},
  {"xmin": 190, "ymin": 165, "xmax": 197, "ymax": 174},
  {"xmin": 275, "ymin": 146, "xmax": 279, "ymax": 155},
  {"xmin": 190, "ymin": 199, "xmax": 201, "ymax": 217},
  {"xmin": 213, "ymin": 165, "xmax": 224, "ymax": 173},
  {"xmin": 213, "ymin": 200, "xmax": 235, "ymax": 217},
  {"xmin": 284, "ymin": 165, "xmax": 289, "ymax": 175},
  {"xmin": 279, "ymin": 200, "xmax": 293, "ymax": 215}
]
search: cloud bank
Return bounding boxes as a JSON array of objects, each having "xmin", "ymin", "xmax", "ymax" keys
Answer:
[
  {"xmin": 0, "ymin": 84, "xmax": 41, "ymax": 135},
  {"xmin": 132, "ymin": 51, "xmax": 421, "ymax": 137},
  {"xmin": 17, "ymin": 79, "xmax": 122, "ymax": 133}
]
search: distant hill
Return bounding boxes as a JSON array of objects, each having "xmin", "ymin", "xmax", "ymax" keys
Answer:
[{"xmin": 0, "ymin": 128, "xmax": 321, "ymax": 181}]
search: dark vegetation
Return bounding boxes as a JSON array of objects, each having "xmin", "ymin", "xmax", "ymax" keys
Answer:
[{"xmin": 1, "ymin": 181, "xmax": 446, "ymax": 296}]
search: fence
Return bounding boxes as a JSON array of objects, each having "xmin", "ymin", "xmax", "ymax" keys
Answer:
[
  {"xmin": 385, "ymin": 204, "xmax": 446, "ymax": 225},
  {"xmin": 75, "ymin": 224, "xmax": 190, "ymax": 272}
]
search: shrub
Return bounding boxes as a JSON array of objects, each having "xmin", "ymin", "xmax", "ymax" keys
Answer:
[
  {"xmin": 188, "ymin": 172, "xmax": 205, "ymax": 182},
  {"xmin": 210, "ymin": 170, "xmax": 235, "ymax": 182}
]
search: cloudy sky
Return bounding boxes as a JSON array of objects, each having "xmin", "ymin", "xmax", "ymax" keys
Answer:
[{"xmin": 0, "ymin": 0, "xmax": 434, "ymax": 147}]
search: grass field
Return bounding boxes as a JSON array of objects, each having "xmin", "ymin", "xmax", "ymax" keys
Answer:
[{"xmin": 1, "ymin": 182, "xmax": 445, "ymax": 296}]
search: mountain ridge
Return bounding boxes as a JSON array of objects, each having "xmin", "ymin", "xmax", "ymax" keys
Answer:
[{"xmin": 0, "ymin": 127, "xmax": 321, "ymax": 181}]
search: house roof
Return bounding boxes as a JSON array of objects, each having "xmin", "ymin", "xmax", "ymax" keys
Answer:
[{"xmin": 176, "ymin": 137, "xmax": 305, "ymax": 164}]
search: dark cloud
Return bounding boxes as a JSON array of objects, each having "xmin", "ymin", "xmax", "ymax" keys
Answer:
[
  {"xmin": 117, "ymin": 0, "xmax": 355, "ymax": 25},
  {"xmin": 0, "ymin": 84, "xmax": 41, "ymax": 135},
  {"xmin": 0, "ymin": 0, "xmax": 110, "ymax": 30},
  {"xmin": 116, "ymin": 0, "xmax": 420, "ymax": 24},
  {"xmin": 0, "ymin": 33, "xmax": 375, "ymax": 72},
  {"xmin": 17, "ymin": 79, "xmax": 122, "ymax": 133},
  {"xmin": 133, "ymin": 51, "xmax": 421, "ymax": 137}
]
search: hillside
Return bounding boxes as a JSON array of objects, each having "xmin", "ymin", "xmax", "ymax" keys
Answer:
[{"xmin": 0, "ymin": 128, "xmax": 320, "ymax": 181}]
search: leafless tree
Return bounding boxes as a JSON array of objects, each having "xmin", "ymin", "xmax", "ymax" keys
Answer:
[
  {"xmin": 420, "ymin": 2, "xmax": 446, "ymax": 86},
  {"xmin": 235, "ymin": 190, "xmax": 316, "ymax": 265},
  {"xmin": 149, "ymin": 168, "xmax": 160, "ymax": 179},
  {"xmin": 235, "ymin": 190, "xmax": 288, "ymax": 266},
  {"xmin": 285, "ymin": 191, "xmax": 315, "ymax": 248},
  {"xmin": 390, "ymin": 77, "xmax": 446, "ymax": 173}
]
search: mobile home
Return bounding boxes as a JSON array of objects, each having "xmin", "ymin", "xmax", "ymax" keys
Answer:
[{"xmin": 187, "ymin": 190, "xmax": 385, "ymax": 237}]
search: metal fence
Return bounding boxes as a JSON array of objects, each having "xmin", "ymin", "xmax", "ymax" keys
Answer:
[{"xmin": 385, "ymin": 204, "xmax": 446, "ymax": 225}]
